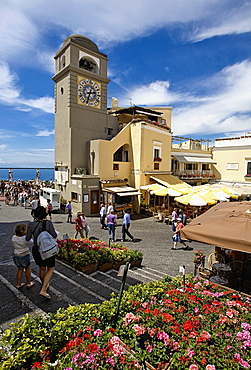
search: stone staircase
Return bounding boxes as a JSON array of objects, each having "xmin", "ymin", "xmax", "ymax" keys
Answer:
[{"xmin": 0, "ymin": 258, "xmax": 167, "ymax": 332}]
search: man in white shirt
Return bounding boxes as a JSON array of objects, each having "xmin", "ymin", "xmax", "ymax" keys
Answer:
[
  {"xmin": 122, "ymin": 210, "xmax": 134, "ymax": 242},
  {"xmin": 100, "ymin": 204, "xmax": 107, "ymax": 229}
]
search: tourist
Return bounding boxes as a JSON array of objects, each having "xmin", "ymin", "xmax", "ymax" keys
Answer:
[
  {"xmin": 172, "ymin": 218, "xmax": 189, "ymax": 250},
  {"xmin": 12, "ymin": 224, "xmax": 34, "ymax": 289},
  {"xmin": 65, "ymin": 200, "xmax": 73, "ymax": 223},
  {"xmin": 106, "ymin": 210, "xmax": 117, "ymax": 242},
  {"xmin": 30, "ymin": 196, "xmax": 39, "ymax": 219},
  {"xmin": 107, "ymin": 202, "xmax": 114, "ymax": 214},
  {"xmin": 46, "ymin": 199, "xmax": 53, "ymax": 221},
  {"xmin": 26, "ymin": 206, "xmax": 57, "ymax": 299},
  {"xmin": 100, "ymin": 204, "xmax": 107, "ymax": 229},
  {"xmin": 74, "ymin": 212, "xmax": 84, "ymax": 238},
  {"xmin": 171, "ymin": 207, "xmax": 178, "ymax": 231},
  {"xmin": 122, "ymin": 210, "xmax": 134, "ymax": 242},
  {"xmin": 178, "ymin": 208, "xmax": 187, "ymax": 226},
  {"xmin": 81, "ymin": 212, "xmax": 89, "ymax": 238}
]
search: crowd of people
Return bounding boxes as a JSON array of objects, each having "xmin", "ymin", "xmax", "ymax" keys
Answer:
[
  {"xmin": 99, "ymin": 203, "xmax": 134, "ymax": 242},
  {"xmin": 1, "ymin": 180, "xmax": 49, "ymax": 208}
]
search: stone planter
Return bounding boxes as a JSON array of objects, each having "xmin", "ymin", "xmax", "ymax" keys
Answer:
[
  {"xmin": 98, "ymin": 262, "xmax": 113, "ymax": 272},
  {"xmin": 76, "ymin": 263, "xmax": 98, "ymax": 274},
  {"xmin": 113, "ymin": 260, "xmax": 126, "ymax": 271},
  {"xmin": 130, "ymin": 259, "xmax": 143, "ymax": 268}
]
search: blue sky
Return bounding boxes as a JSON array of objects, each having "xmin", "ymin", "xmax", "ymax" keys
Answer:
[{"xmin": 1, "ymin": 0, "xmax": 251, "ymax": 167}]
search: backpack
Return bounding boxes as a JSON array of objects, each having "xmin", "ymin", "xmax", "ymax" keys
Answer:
[
  {"xmin": 48, "ymin": 203, "xmax": 53, "ymax": 211},
  {"xmin": 37, "ymin": 221, "xmax": 58, "ymax": 260}
]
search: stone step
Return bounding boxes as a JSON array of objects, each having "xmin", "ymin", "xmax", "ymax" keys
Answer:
[{"xmin": 0, "ymin": 258, "xmax": 167, "ymax": 331}]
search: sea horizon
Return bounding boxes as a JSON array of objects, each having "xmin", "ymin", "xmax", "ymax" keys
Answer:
[{"xmin": 0, "ymin": 168, "xmax": 54, "ymax": 182}]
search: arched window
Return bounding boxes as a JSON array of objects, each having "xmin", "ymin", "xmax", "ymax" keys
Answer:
[{"xmin": 79, "ymin": 57, "xmax": 97, "ymax": 73}]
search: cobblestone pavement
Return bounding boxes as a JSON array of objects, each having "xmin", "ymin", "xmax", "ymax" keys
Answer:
[{"xmin": 0, "ymin": 199, "xmax": 214, "ymax": 330}]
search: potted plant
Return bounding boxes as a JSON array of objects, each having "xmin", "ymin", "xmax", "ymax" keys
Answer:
[
  {"xmin": 111, "ymin": 249, "xmax": 127, "ymax": 270},
  {"xmin": 127, "ymin": 249, "xmax": 143, "ymax": 267},
  {"xmin": 72, "ymin": 249, "xmax": 98, "ymax": 274},
  {"xmin": 97, "ymin": 247, "xmax": 114, "ymax": 272}
]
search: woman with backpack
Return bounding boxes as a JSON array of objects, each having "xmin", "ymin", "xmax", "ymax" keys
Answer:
[{"xmin": 26, "ymin": 206, "xmax": 57, "ymax": 299}]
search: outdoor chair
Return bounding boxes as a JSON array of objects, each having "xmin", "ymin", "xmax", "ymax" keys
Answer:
[
  {"xmin": 208, "ymin": 252, "xmax": 225, "ymax": 269},
  {"xmin": 198, "ymin": 266, "xmax": 213, "ymax": 280}
]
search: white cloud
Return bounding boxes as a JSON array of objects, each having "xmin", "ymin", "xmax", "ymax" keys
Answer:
[
  {"xmin": 36, "ymin": 130, "xmax": 54, "ymax": 137},
  {"xmin": 0, "ymin": 62, "xmax": 54, "ymax": 113},
  {"xmin": 0, "ymin": 144, "xmax": 7, "ymax": 151},
  {"xmin": 1, "ymin": 0, "xmax": 250, "ymax": 65},
  {"xmin": 172, "ymin": 61, "xmax": 251, "ymax": 136},
  {"xmin": 119, "ymin": 80, "xmax": 183, "ymax": 106},
  {"xmin": 116, "ymin": 60, "xmax": 251, "ymax": 138},
  {"xmin": 192, "ymin": 2, "xmax": 251, "ymax": 42}
]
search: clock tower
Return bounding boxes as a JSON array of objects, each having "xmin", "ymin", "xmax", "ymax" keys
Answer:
[{"xmin": 52, "ymin": 34, "xmax": 116, "ymax": 214}]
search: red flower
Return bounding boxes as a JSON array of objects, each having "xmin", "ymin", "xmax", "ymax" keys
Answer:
[{"xmin": 31, "ymin": 362, "xmax": 43, "ymax": 369}]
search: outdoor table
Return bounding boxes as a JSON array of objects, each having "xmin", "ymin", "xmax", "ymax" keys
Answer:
[
  {"xmin": 212, "ymin": 263, "xmax": 231, "ymax": 277},
  {"xmin": 209, "ymin": 275, "xmax": 229, "ymax": 286}
]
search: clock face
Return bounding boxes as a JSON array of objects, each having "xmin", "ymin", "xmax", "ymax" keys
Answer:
[{"xmin": 77, "ymin": 78, "xmax": 101, "ymax": 108}]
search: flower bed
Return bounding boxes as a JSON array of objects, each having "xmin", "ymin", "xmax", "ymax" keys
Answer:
[
  {"xmin": 1, "ymin": 276, "xmax": 251, "ymax": 369},
  {"xmin": 56, "ymin": 238, "xmax": 143, "ymax": 270}
]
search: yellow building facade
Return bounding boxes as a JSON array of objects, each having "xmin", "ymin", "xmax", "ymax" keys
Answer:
[{"xmin": 212, "ymin": 134, "xmax": 251, "ymax": 184}]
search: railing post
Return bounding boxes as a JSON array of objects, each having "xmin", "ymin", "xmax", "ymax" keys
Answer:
[{"xmin": 114, "ymin": 261, "xmax": 130, "ymax": 325}]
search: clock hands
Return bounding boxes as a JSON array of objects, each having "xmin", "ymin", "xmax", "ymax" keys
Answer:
[{"xmin": 86, "ymin": 88, "xmax": 95, "ymax": 103}]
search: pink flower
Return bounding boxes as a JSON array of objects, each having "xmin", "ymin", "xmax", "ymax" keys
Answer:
[
  {"xmin": 93, "ymin": 329, "xmax": 102, "ymax": 337},
  {"xmin": 146, "ymin": 344, "xmax": 153, "ymax": 353},
  {"xmin": 132, "ymin": 324, "xmax": 145, "ymax": 336},
  {"xmin": 189, "ymin": 365, "xmax": 199, "ymax": 370},
  {"xmin": 125, "ymin": 312, "xmax": 136, "ymax": 323},
  {"xmin": 112, "ymin": 344, "xmax": 124, "ymax": 357},
  {"xmin": 187, "ymin": 348, "xmax": 195, "ymax": 358},
  {"xmin": 194, "ymin": 308, "xmax": 199, "ymax": 314},
  {"xmin": 106, "ymin": 358, "xmax": 115, "ymax": 366},
  {"xmin": 157, "ymin": 331, "xmax": 170, "ymax": 345},
  {"xmin": 206, "ymin": 365, "xmax": 216, "ymax": 370},
  {"xmin": 201, "ymin": 331, "xmax": 211, "ymax": 341}
]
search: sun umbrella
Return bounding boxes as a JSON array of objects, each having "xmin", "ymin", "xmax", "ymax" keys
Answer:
[
  {"xmin": 153, "ymin": 187, "xmax": 183, "ymax": 197},
  {"xmin": 181, "ymin": 201, "xmax": 251, "ymax": 253},
  {"xmin": 148, "ymin": 183, "xmax": 166, "ymax": 192},
  {"xmin": 174, "ymin": 192, "xmax": 217, "ymax": 206},
  {"xmin": 199, "ymin": 189, "xmax": 229, "ymax": 202}
]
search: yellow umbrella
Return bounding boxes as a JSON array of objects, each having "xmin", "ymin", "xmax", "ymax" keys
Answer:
[
  {"xmin": 199, "ymin": 189, "xmax": 229, "ymax": 201},
  {"xmin": 154, "ymin": 187, "xmax": 183, "ymax": 197},
  {"xmin": 174, "ymin": 192, "xmax": 217, "ymax": 206},
  {"xmin": 174, "ymin": 186, "xmax": 196, "ymax": 195},
  {"xmin": 148, "ymin": 183, "xmax": 166, "ymax": 191},
  {"xmin": 221, "ymin": 187, "xmax": 240, "ymax": 199}
]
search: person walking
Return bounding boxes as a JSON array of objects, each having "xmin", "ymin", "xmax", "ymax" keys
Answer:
[
  {"xmin": 107, "ymin": 202, "xmax": 114, "ymax": 214},
  {"xmin": 80, "ymin": 212, "xmax": 89, "ymax": 238},
  {"xmin": 106, "ymin": 210, "xmax": 117, "ymax": 242},
  {"xmin": 46, "ymin": 199, "xmax": 53, "ymax": 221},
  {"xmin": 171, "ymin": 218, "xmax": 189, "ymax": 250},
  {"xmin": 171, "ymin": 207, "xmax": 178, "ymax": 232},
  {"xmin": 26, "ymin": 206, "xmax": 57, "ymax": 299},
  {"xmin": 74, "ymin": 212, "xmax": 84, "ymax": 239},
  {"xmin": 65, "ymin": 200, "xmax": 73, "ymax": 223},
  {"xmin": 122, "ymin": 210, "xmax": 134, "ymax": 242},
  {"xmin": 12, "ymin": 224, "xmax": 34, "ymax": 289},
  {"xmin": 100, "ymin": 204, "xmax": 107, "ymax": 229}
]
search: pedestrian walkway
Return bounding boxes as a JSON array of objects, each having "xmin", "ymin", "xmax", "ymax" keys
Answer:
[{"xmin": 0, "ymin": 199, "xmax": 214, "ymax": 330}]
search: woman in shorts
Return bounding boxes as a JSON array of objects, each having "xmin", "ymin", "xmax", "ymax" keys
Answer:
[{"xmin": 26, "ymin": 206, "xmax": 57, "ymax": 299}]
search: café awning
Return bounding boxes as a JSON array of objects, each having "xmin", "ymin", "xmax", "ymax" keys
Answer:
[
  {"xmin": 172, "ymin": 155, "xmax": 216, "ymax": 164},
  {"xmin": 150, "ymin": 174, "xmax": 186, "ymax": 187},
  {"xmin": 102, "ymin": 186, "xmax": 141, "ymax": 196}
]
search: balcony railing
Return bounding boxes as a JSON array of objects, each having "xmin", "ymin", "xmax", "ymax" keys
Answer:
[{"xmin": 172, "ymin": 170, "xmax": 214, "ymax": 179}]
